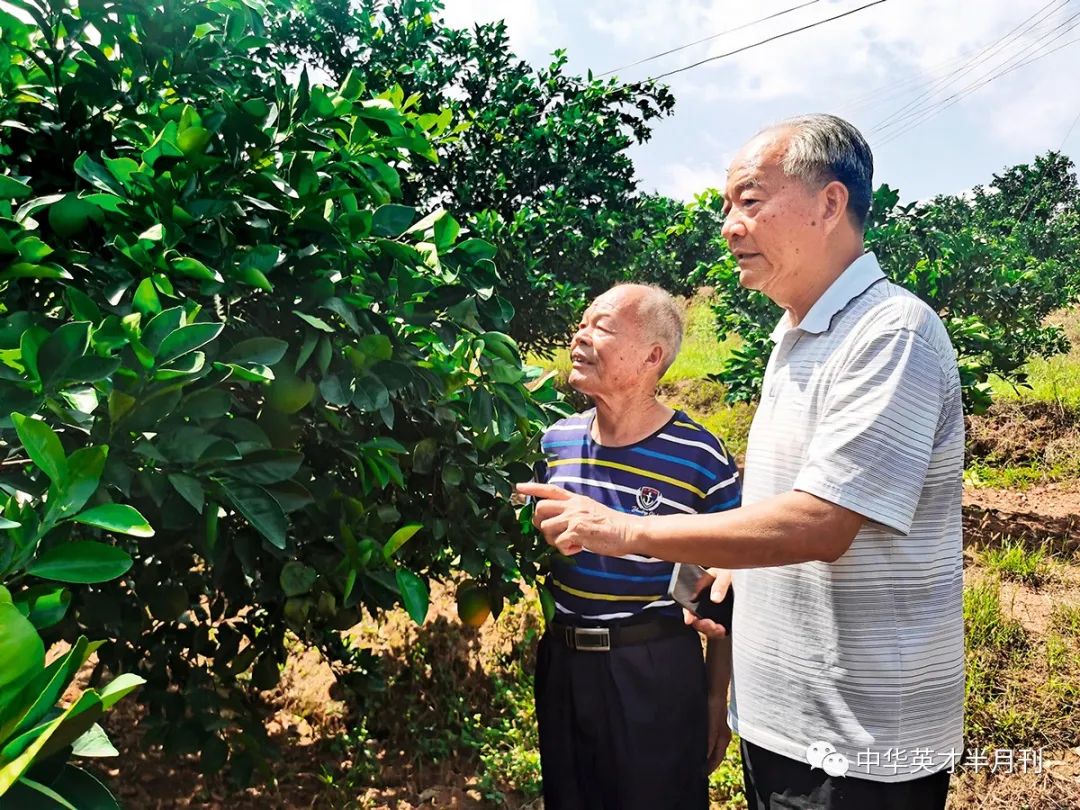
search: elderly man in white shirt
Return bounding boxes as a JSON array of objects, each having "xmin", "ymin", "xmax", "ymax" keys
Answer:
[{"xmin": 519, "ymin": 113, "xmax": 963, "ymax": 810}]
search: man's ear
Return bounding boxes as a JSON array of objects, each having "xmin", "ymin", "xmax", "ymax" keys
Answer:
[
  {"xmin": 820, "ymin": 180, "xmax": 850, "ymax": 232},
  {"xmin": 645, "ymin": 344, "xmax": 665, "ymax": 373}
]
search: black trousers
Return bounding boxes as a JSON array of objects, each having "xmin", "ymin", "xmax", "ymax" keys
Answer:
[
  {"xmin": 534, "ymin": 625, "xmax": 709, "ymax": 810},
  {"xmin": 741, "ymin": 738, "xmax": 951, "ymax": 810}
]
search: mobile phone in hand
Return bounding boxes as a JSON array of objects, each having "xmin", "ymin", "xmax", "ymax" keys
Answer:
[{"xmin": 667, "ymin": 562, "xmax": 733, "ymax": 632}]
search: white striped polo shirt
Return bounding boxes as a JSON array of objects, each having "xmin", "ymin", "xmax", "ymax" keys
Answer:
[{"xmin": 728, "ymin": 252, "xmax": 965, "ymax": 783}]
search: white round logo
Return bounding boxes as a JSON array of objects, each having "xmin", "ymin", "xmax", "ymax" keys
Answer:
[
  {"xmin": 805, "ymin": 741, "xmax": 835, "ymax": 769},
  {"xmin": 822, "ymin": 752, "xmax": 850, "ymax": 777}
]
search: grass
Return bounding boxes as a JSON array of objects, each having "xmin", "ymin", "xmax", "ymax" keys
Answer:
[
  {"xmin": 963, "ymin": 460, "xmax": 1070, "ymax": 491},
  {"xmin": 989, "ymin": 308, "xmax": 1080, "ymax": 409},
  {"xmin": 980, "ymin": 540, "xmax": 1054, "ymax": 588}
]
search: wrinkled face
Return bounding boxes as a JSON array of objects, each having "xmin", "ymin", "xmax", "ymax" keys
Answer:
[
  {"xmin": 568, "ymin": 289, "xmax": 660, "ymax": 398},
  {"xmin": 721, "ymin": 131, "xmax": 826, "ymax": 304}
]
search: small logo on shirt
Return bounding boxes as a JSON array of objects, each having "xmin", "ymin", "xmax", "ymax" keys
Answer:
[{"xmin": 635, "ymin": 486, "xmax": 662, "ymax": 513}]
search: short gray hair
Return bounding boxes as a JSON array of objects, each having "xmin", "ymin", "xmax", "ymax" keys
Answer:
[
  {"xmin": 763, "ymin": 113, "xmax": 874, "ymax": 229},
  {"xmin": 609, "ymin": 283, "xmax": 684, "ymax": 377}
]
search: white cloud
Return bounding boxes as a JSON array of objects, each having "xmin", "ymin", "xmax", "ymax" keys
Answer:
[
  {"xmin": 654, "ymin": 159, "xmax": 729, "ymax": 201},
  {"xmin": 440, "ymin": 0, "xmax": 560, "ymax": 62}
]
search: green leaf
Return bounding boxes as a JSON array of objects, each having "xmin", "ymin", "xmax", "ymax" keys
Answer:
[
  {"xmin": 73, "ymin": 153, "xmax": 123, "ymax": 195},
  {"xmin": 371, "ymin": 204, "xmax": 416, "ymax": 237},
  {"xmin": 8, "ymin": 777, "xmax": 78, "ymax": 809},
  {"xmin": 280, "ymin": 562, "xmax": 317, "ymax": 597},
  {"xmin": 395, "ymin": 568, "xmax": 429, "ymax": 624},
  {"xmin": 0, "ymin": 602, "xmax": 44, "ymax": 698},
  {"xmin": 15, "ymin": 586, "xmax": 71, "ymax": 630},
  {"xmin": 170, "ymin": 256, "xmax": 223, "ymax": 283},
  {"xmin": 469, "ymin": 388, "xmax": 493, "ymax": 429},
  {"xmin": 293, "ymin": 310, "xmax": 335, "ymax": 333},
  {"xmin": 11, "ymin": 413, "xmax": 67, "ymax": 484},
  {"xmin": 383, "ymin": 523, "xmax": 422, "ymax": 560},
  {"xmin": 224, "ymin": 337, "xmax": 288, "ymax": 365},
  {"xmin": 352, "ymin": 374, "xmax": 389, "ymax": 412},
  {"xmin": 141, "ymin": 307, "xmax": 184, "ymax": 354},
  {"xmin": 55, "ymin": 446, "xmax": 107, "ymax": 517},
  {"xmin": 70, "ymin": 723, "xmax": 118, "ymax": 757},
  {"xmin": 156, "ymin": 322, "xmax": 223, "ymax": 365},
  {"xmin": 221, "ymin": 483, "xmax": 288, "ymax": 548},
  {"xmin": 7, "ymin": 636, "xmax": 93, "ymax": 743},
  {"xmin": 0, "ymin": 174, "xmax": 31, "ymax": 199},
  {"xmin": 27, "ymin": 542, "xmax": 133, "ymax": 584},
  {"xmin": 105, "ymin": 156, "xmax": 140, "ymax": 186},
  {"xmin": 355, "ymin": 334, "xmax": 393, "ymax": 363},
  {"xmin": 132, "ymin": 277, "xmax": 161, "ymax": 315},
  {"xmin": 70, "ymin": 504, "xmax": 154, "ymax": 538},
  {"xmin": 228, "ymin": 450, "xmax": 303, "ymax": 485},
  {"xmin": 319, "ymin": 374, "xmax": 349, "ymax": 406},
  {"xmin": 0, "ymin": 691, "xmax": 103, "ymax": 793},
  {"xmin": 44, "ymin": 765, "xmax": 120, "ymax": 810},
  {"xmin": 142, "ymin": 120, "xmax": 184, "ymax": 167},
  {"xmin": 37, "ymin": 322, "xmax": 91, "ymax": 387},
  {"xmin": 97, "ymin": 672, "xmax": 145, "ymax": 710},
  {"xmin": 434, "ymin": 212, "xmax": 460, "ymax": 250},
  {"xmin": 167, "ymin": 473, "xmax": 204, "ymax": 513},
  {"xmin": 0, "ymin": 515, "xmax": 20, "ymax": 529}
]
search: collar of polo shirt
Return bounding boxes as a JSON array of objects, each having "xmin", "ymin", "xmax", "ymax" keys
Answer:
[{"xmin": 769, "ymin": 252, "xmax": 887, "ymax": 342}]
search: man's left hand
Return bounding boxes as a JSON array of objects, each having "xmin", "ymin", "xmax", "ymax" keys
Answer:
[{"xmin": 515, "ymin": 482, "xmax": 637, "ymax": 557}]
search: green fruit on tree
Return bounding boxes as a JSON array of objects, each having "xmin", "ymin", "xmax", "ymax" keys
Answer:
[
  {"xmin": 48, "ymin": 194, "xmax": 101, "ymax": 238},
  {"xmin": 456, "ymin": 580, "xmax": 492, "ymax": 628},
  {"xmin": 257, "ymin": 409, "xmax": 301, "ymax": 449},
  {"xmin": 178, "ymin": 126, "xmax": 212, "ymax": 155},
  {"xmin": 283, "ymin": 596, "xmax": 313, "ymax": 627},
  {"xmin": 266, "ymin": 363, "xmax": 315, "ymax": 414}
]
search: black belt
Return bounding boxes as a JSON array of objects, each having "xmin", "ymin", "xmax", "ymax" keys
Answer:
[{"xmin": 553, "ymin": 618, "xmax": 690, "ymax": 652}]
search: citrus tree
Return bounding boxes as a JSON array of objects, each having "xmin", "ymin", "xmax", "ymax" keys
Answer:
[
  {"xmin": 1, "ymin": 0, "xmax": 565, "ymax": 780},
  {"xmin": 273, "ymin": 0, "xmax": 677, "ymax": 355}
]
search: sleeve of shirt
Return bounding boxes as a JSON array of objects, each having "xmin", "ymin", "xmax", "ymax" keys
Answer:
[
  {"xmin": 698, "ymin": 441, "xmax": 742, "ymax": 514},
  {"xmin": 792, "ymin": 328, "xmax": 944, "ymax": 536}
]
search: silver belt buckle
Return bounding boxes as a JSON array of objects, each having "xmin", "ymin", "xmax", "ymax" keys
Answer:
[{"xmin": 568, "ymin": 627, "xmax": 611, "ymax": 652}]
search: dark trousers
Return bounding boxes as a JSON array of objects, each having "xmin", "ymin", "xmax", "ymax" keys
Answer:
[
  {"xmin": 741, "ymin": 738, "xmax": 951, "ymax": 810},
  {"xmin": 534, "ymin": 626, "xmax": 709, "ymax": 810}
]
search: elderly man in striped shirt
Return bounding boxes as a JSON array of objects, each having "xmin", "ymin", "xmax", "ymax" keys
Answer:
[
  {"xmin": 521, "ymin": 115, "xmax": 964, "ymax": 810},
  {"xmin": 531, "ymin": 283, "xmax": 742, "ymax": 810}
]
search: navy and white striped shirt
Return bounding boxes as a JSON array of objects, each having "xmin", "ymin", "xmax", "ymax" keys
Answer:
[{"xmin": 536, "ymin": 409, "xmax": 741, "ymax": 621}]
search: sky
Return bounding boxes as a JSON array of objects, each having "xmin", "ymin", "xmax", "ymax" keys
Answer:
[{"xmin": 439, "ymin": 0, "xmax": 1080, "ymax": 203}]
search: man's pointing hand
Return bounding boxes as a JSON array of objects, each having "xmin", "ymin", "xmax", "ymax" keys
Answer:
[{"xmin": 515, "ymin": 482, "xmax": 639, "ymax": 557}]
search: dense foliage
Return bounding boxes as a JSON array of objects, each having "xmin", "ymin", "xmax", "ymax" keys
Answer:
[
  {"xmin": 0, "ymin": 0, "xmax": 567, "ymax": 784},
  {"xmin": 272, "ymin": 0, "xmax": 676, "ymax": 354}
]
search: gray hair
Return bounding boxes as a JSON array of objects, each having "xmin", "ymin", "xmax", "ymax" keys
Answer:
[
  {"xmin": 762, "ymin": 113, "xmax": 874, "ymax": 229},
  {"xmin": 609, "ymin": 283, "xmax": 684, "ymax": 377}
]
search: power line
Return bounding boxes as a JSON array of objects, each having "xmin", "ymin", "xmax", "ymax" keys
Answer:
[
  {"xmin": 875, "ymin": 10, "xmax": 1080, "ymax": 141},
  {"xmin": 876, "ymin": 16, "xmax": 1080, "ymax": 146},
  {"xmin": 872, "ymin": 0, "xmax": 1069, "ymax": 133},
  {"xmin": 597, "ymin": 0, "xmax": 822, "ymax": 78},
  {"xmin": 643, "ymin": 0, "xmax": 890, "ymax": 84},
  {"xmin": 839, "ymin": 3, "xmax": 1065, "ymax": 118},
  {"xmin": 507, "ymin": 0, "xmax": 891, "ymax": 131}
]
